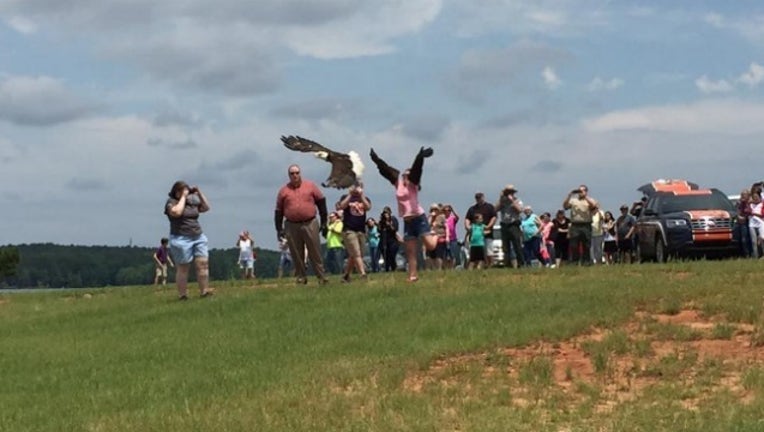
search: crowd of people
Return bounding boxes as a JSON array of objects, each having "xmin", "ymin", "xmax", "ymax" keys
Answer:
[
  {"xmin": 735, "ymin": 182, "xmax": 764, "ymax": 258},
  {"xmin": 159, "ymin": 150, "xmax": 762, "ymax": 300}
]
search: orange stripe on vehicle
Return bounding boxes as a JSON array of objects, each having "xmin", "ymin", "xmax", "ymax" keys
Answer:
[
  {"xmin": 652, "ymin": 180, "xmax": 694, "ymax": 193},
  {"xmin": 685, "ymin": 210, "xmax": 730, "ymax": 219},
  {"xmin": 671, "ymin": 190, "xmax": 711, "ymax": 196},
  {"xmin": 692, "ymin": 231, "xmax": 732, "ymax": 242}
]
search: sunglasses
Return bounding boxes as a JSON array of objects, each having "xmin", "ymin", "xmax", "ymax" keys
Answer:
[{"xmin": 289, "ymin": 171, "xmax": 300, "ymax": 175}]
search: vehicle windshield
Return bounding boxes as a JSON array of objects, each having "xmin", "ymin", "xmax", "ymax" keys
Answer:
[{"xmin": 659, "ymin": 193, "xmax": 733, "ymax": 213}]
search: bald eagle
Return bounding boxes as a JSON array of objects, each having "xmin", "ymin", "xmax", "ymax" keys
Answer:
[{"xmin": 281, "ymin": 135, "xmax": 364, "ymax": 189}]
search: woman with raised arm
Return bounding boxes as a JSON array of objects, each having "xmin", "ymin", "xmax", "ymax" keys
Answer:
[
  {"xmin": 165, "ymin": 180, "xmax": 213, "ymax": 300},
  {"xmin": 369, "ymin": 147, "xmax": 437, "ymax": 282}
]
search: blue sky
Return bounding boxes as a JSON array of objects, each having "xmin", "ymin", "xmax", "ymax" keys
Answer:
[{"xmin": 1, "ymin": 1, "xmax": 763, "ymax": 250}]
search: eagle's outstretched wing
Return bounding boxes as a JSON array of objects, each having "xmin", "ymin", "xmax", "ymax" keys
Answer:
[
  {"xmin": 281, "ymin": 135, "xmax": 331, "ymax": 154},
  {"xmin": 281, "ymin": 135, "xmax": 361, "ymax": 189}
]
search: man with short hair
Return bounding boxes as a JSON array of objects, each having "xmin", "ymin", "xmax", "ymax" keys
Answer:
[
  {"xmin": 465, "ymin": 192, "xmax": 497, "ymax": 266},
  {"xmin": 336, "ymin": 183, "xmax": 372, "ymax": 282},
  {"xmin": 495, "ymin": 184, "xmax": 525, "ymax": 268},
  {"xmin": 274, "ymin": 164, "xmax": 329, "ymax": 285},
  {"xmin": 616, "ymin": 204, "xmax": 637, "ymax": 264},
  {"xmin": 562, "ymin": 184, "xmax": 599, "ymax": 265}
]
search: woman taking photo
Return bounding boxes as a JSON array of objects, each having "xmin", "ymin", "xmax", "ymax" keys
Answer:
[
  {"xmin": 165, "ymin": 180, "xmax": 213, "ymax": 300},
  {"xmin": 378, "ymin": 207, "xmax": 400, "ymax": 272}
]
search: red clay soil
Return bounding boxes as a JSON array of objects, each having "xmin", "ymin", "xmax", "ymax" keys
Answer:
[{"xmin": 403, "ymin": 309, "xmax": 764, "ymax": 411}]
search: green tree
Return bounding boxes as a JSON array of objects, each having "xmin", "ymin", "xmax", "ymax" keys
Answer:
[{"xmin": 0, "ymin": 247, "xmax": 20, "ymax": 277}]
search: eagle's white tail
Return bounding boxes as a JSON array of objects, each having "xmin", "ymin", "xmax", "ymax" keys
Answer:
[{"xmin": 348, "ymin": 151, "xmax": 364, "ymax": 178}]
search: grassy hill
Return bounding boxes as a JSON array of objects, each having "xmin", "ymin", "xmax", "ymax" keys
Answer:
[{"xmin": 2, "ymin": 260, "xmax": 764, "ymax": 431}]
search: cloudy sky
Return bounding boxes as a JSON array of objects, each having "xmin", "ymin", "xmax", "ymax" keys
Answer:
[{"xmin": 1, "ymin": 1, "xmax": 763, "ymax": 250}]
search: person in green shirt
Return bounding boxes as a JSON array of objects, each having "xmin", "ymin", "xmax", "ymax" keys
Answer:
[{"xmin": 325, "ymin": 211, "xmax": 345, "ymax": 274}]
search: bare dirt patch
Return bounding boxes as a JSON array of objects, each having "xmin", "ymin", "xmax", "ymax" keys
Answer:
[{"xmin": 403, "ymin": 309, "xmax": 764, "ymax": 413}]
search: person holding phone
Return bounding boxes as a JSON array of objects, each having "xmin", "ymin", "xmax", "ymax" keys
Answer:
[
  {"xmin": 165, "ymin": 180, "xmax": 213, "ymax": 300},
  {"xmin": 562, "ymin": 184, "xmax": 599, "ymax": 266}
]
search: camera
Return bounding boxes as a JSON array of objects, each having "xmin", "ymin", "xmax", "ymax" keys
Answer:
[{"xmin": 571, "ymin": 189, "xmax": 580, "ymax": 194}]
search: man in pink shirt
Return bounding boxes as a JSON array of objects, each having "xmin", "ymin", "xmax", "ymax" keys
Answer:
[{"xmin": 275, "ymin": 164, "xmax": 329, "ymax": 285}]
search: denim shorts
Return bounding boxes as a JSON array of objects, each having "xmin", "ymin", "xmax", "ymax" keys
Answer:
[
  {"xmin": 403, "ymin": 213, "xmax": 431, "ymax": 241},
  {"xmin": 169, "ymin": 233, "xmax": 209, "ymax": 264}
]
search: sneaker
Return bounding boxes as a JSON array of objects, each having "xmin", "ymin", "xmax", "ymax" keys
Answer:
[
  {"xmin": 341, "ymin": 274, "xmax": 351, "ymax": 283},
  {"xmin": 318, "ymin": 278, "xmax": 330, "ymax": 285},
  {"xmin": 178, "ymin": 295, "xmax": 189, "ymax": 301},
  {"xmin": 200, "ymin": 289, "xmax": 214, "ymax": 298},
  {"xmin": 296, "ymin": 277, "xmax": 308, "ymax": 285}
]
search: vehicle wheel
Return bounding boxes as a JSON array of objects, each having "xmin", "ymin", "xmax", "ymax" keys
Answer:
[{"xmin": 654, "ymin": 236, "xmax": 666, "ymax": 263}]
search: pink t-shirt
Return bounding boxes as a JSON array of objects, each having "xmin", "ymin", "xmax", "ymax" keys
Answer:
[
  {"xmin": 396, "ymin": 179, "xmax": 424, "ymax": 218},
  {"xmin": 445, "ymin": 214, "xmax": 458, "ymax": 241}
]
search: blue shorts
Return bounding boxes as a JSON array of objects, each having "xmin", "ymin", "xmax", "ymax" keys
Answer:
[
  {"xmin": 239, "ymin": 258, "xmax": 254, "ymax": 270},
  {"xmin": 447, "ymin": 240, "xmax": 460, "ymax": 261},
  {"xmin": 403, "ymin": 214, "xmax": 431, "ymax": 241},
  {"xmin": 169, "ymin": 233, "xmax": 209, "ymax": 264}
]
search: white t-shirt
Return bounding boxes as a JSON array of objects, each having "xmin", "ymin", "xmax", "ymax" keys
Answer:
[
  {"xmin": 591, "ymin": 210, "xmax": 604, "ymax": 236},
  {"xmin": 749, "ymin": 202, "xmax": 764, "ymax": 233},
  {"xmin": 238, "ymin": 238, "xmax": 254, "ymax": 261}
]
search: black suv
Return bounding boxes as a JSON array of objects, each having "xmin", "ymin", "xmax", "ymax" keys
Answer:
[{"xmin": 635, "ymin": 187, "xmax": 738, "ymax": 262}]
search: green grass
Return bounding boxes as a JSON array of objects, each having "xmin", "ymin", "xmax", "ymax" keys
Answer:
[{"xmin": 2, "ymin": 260, "xmax": 764, "ymax": 431}]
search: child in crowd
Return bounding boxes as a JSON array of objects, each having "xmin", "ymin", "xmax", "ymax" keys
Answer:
[{"xmin": 467, "ymin": 213, "xmax": 487, "ymax": 269}]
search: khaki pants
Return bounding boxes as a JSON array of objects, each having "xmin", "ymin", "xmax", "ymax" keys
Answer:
[
  {"xmin": 284, "ymin": 219, "xmax": 326, "ymax": 281},
  {"xmin": 569, "ymin": 222, "xmax": 592, "ymax": 265}
]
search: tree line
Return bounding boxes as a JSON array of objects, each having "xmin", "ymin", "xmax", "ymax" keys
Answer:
[{"xmin": 0, "ymin": 244, "xmax": 280, "ymax": 289}]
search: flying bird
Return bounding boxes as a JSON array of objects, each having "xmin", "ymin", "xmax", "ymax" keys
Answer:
[{"xmin": 281, "ymin": 135, "xmax": 364, "ymax": 189}]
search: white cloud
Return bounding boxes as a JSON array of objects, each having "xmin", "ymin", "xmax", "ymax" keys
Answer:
[
  {"xmin": 450, "ymin": 40, "xmax": 571, "ymax": 101},
  {"xmin": 450, "ymin": 0, "xmax": 610, "ymax": 38},
  {"xmin": 694, "ymin": 75, "xmax": 733, "ymax": 94},
  {"xmin": 0, "ymin": 1, "xmax": 442, "ymax": 95},
  {"xmin": 6, "ymin": 15, "xmax": 37, "ymax": 34},
  {"xmin": 0, "ymin": 75, "xmax": 99, "ymax": 126},
  {"xmin": 542, "ymin": 66, "xmax": 561, "ymax": 89},
  {"xmin": 703, "ymin": 12, "xmax": 764, "ymax": 44},
  {"xmin": 283, "ymin": 1, "xmax": 442, "ymax": 59},
  {"xmin": 703, "ymin": 12, "xmax": 724, "ymax": 28},
  {"xmin": 587, "ymin": 76, "xmax": 623, "ymax": 92},
  {"xmin": 582, "ymin": 99, "xmax": 764, "ymax": 134},
  {"xmin": 738, "ymin": 62, "xmax": 764, "ymax": 87}
]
